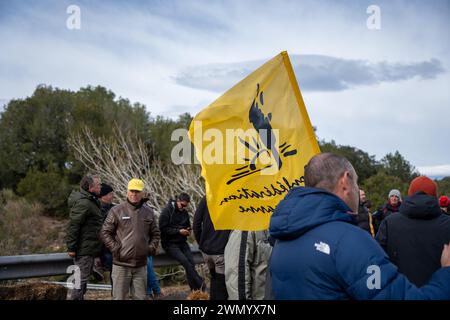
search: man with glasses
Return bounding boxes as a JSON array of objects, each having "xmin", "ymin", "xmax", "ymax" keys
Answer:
[{"xmin": 159, "ymin": 193, "xmax": 206, "ymax": 292}]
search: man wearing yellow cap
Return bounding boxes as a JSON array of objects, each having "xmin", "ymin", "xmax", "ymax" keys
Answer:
[{"xmin": 101, "ymin": 179, "xmax": 160, "ymax": 300}]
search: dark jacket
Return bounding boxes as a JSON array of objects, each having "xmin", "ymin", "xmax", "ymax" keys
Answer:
[
  {"xmin": 269, "ymin": 187, "xmax": 450, "ymax": 300},
  {"xmin": 373, "ymin": 202, "xmax": 401, "ymax": 234},
  {"xmin": 193, "ymin": 197, "xmax": 230, "ymax": 255},
  {"xmin": 357, "ymin": 203, "xmax": 374, "ymax": 236},
  {"xmin": 159, "ymin": 200, "xmax": 191, "ymax": 247},
  {"xmin": 100, "ymin": 202, "xmax": 114, "ymax": 221},
  {"xmin": 66, "ymin": 189, "xmax": 103, "ymax": 256},
  {"xmin": 376, "ymin": 192, "xmax": 450, "ymax": 287},
  {"xmin": 100, "ymin": 200, "xmax": 160, "ymax": 268},
  {"xmin": 99, "ymin": 201, "xmax": 114, "ymax": 266}
]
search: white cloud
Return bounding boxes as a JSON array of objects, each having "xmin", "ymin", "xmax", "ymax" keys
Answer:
[{"xmin": 417, "ymin": 165, "xmax": 450, "ymax": 178}]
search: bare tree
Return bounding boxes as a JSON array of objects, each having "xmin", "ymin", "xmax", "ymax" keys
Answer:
[{"xmin": 68, "ymin": 126, "xmax": 205, "ymax": 215}]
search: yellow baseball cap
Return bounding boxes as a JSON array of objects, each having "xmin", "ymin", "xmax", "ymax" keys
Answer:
[{"xmin": 128, "ymin": 178, "xmax": 144, "ymax": 191}]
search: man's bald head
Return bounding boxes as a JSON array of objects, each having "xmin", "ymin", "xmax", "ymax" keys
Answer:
[
  {"xmin": 305, "ymin": 153, "xmax": 355, "ymax": 192},
  {"xmin": 304, "ymin": 153, "xmax": 359, "ymax": 212}
]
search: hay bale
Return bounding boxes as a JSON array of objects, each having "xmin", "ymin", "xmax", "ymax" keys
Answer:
[
  {"xmin": 0, "ymin": 285, "xmax": 15, "ymax": 299},
  {"xmin": 0, "ymin": 282, "xmax": 67, "ymax": 300},
  {"xmin": 186, "ymin": 289, "xmax": 209, "ymax": 300}
]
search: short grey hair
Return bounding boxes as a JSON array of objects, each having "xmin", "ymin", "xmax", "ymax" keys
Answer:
[
  {"xmin": 304, "ymin": 153, "xmax": 355, "ymax": 192},
  {"xmin": 80, "ymin": 174, "xmax": 99, "ymax": 191}
]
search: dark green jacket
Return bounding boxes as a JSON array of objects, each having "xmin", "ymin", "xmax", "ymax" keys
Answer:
[{"xmin": 66, "ymin": 188, "xmax": 103, "ymax": 256}]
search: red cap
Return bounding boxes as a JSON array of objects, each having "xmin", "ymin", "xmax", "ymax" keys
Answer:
[
  {"xmin": 408, "ymin": 176, "xmax": 437, "ymax": 197},
  {"xmin": 439, "ymin": 196, "xmax": 449, "ymax": 207}
]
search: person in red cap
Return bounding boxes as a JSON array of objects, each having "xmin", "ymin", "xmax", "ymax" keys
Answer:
[
  {"xmin": 439, "ymin": 195, "xmax": 449, "ymax": 214},
  {"xmin": 376, "ymin": 176, "xmax": 450, "ymax": 287}
]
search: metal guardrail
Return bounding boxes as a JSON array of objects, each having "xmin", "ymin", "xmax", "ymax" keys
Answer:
[
  {"xmin": 43, "ymin": 281, "xmax": 113, "ymax": 291},
  {"xmin": 0, "ymin": 245, "xmax": 203, "ymax": 281}
]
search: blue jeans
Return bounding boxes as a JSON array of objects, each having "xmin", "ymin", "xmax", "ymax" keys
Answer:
[
  {"xmin": 146, "ymin": 256, "xmax": 161, "ymax": 294},
  {"xmin": 101, "ymin": 250, "xmax": 113, "ymax": 272}
]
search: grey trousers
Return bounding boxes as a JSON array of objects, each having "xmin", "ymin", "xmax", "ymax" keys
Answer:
[
  {"xmin": 202, "ymin": 253, "xmax": 228, "ymax": 300},
  {"xmin": 68, "ymin": 255, "xmax": 94, "ymax": 300},
  {"xmin": 111, "ymin": 264, "xmax": 147, "ymax": 300},
  {"xmin": 202, "ymin": 253, "xmax": 225, "ymax": 274}
]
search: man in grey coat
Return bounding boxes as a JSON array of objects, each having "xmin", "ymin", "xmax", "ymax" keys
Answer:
[{"xmin": 224, "ymin": 229, "xmax": 272, "ymax": 300}]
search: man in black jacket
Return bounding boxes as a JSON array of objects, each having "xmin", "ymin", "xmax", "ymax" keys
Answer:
[
  {"xmin": 376, "ymin": 176, "xmax": 450, "ymax": 287},
  {"xmin": 66, "ymin": 175, "xmax": 102, "ymax": 300},
  {"xmin": 193, "ymin": 196, "xmax": 230, "ymax": 300},
  {"xmin": 357, "ymin": 189, "xmax": 375, "ymax": 237},
  {"xmin": 159, "ymin": 193, "xmax": 205, "ymax": 291}
]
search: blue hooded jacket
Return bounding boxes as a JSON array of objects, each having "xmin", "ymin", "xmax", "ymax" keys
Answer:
[{"xmin": 269, "ymin": 187, "xmax": 450, "ymax": 300}]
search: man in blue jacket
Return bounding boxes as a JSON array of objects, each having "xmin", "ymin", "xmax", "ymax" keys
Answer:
[{"xmin": 269, "ymin": 153, "xmax": 450, "ymax": 300}]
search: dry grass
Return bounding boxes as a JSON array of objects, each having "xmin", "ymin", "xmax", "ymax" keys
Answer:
[
  {"xmin": 84, "ymin": 284, "xmax": 191, "ymax": 300},
  {"xmin": 0, "ymin": 189, "xmax": 67, "ymax": 255}
]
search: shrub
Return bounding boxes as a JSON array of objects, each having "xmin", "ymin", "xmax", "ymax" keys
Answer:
[
  {"xmin": 17, "ymin": 169, "xmax": 72, "ymax": 217},
  {"xmin": 0, "ymin": 189, "xmax": 17, "ymax": 205}
]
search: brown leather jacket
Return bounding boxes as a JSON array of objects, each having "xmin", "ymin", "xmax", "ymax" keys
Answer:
[{"xmin": 101, "ymin": 200, "xmax": 160, "ymax": 268}]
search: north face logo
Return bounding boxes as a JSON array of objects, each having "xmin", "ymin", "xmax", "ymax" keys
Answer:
[{"xmin": 314, "ymin": 241, "xmax": 330, "ymax": 255}]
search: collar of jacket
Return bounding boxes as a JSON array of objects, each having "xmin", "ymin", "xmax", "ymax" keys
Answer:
[
  {"xmin": 170, "ymin": 200, "xmax": 188, "ymax": 214},
  {"xmin": 385, "ymin": 202, "xmax": 400, "ymax": 212},
  {"xmin": 169, "ymin": 200, "xmax": 177, "ymax": 213},
  {"xmin": 80, "ymin": 188, "xmax": 101, "ymax": 206},
  {"xmin": 126, "ymin": 198, "xmax": 144, "ymax": 210},
  {"xmin": 269, "ymin": 187, "xmax": 356, "ymax": 240},
  {"xmin": 101, "ymin": 202, "xmax": 114, "ymax": 211}
]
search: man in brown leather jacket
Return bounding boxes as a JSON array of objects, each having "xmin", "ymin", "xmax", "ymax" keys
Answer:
[{"xmin": 101, "ymin": 178, "xmax": 160, "ymax": 300}]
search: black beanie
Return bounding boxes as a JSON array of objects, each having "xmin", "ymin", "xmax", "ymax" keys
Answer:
[{"xmin": 99, "ymin": 183, "xmax": 114, "ymax": 197}]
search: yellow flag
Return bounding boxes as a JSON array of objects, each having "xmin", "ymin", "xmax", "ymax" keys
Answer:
[{"xmin": 188, "ymin": 51, "xmax": 320, "ymax": 231}]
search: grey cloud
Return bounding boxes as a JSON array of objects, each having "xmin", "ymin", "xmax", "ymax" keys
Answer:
[{"xmin": 174, "ymin": 54, "xmax": 446, "ymax": 92}]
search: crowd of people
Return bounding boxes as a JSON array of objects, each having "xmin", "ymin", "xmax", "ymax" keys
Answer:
[{"xmin": 66, "ymin": 152, "xmax": 450, "ymax": 300}]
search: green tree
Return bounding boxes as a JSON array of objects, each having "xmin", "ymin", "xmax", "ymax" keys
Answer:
[
  {"xmin": 319, "ymin": 140, "xmax": 379, "ymax": 184},
  {"xmin": 71, "ymin": 86, "xmax": 150, "ymax": 139},
  {"xmin": 0, "ymin": 85, "xmax": 152, "ymax": 217},
  {"xmin": 17, "ymin": 167, "xmax": 72, "ymax": 216},
  {"xmin": 361, "ymin": 171, "xmax": 408, "ymax": 210},
  {"xmin": 147, "ymin": 113, "xmax": 193, "ymax": 162},
  {"xmin": 380, "ymin": 151, "xmax": 418, "ymax": 183},
  {"xmin": 437, "ymin": 177, "xmax": 450, "ymax": 196},
  {"xmin": 0, "ymin": 86, "xmax": 73, "ymax": 189}
]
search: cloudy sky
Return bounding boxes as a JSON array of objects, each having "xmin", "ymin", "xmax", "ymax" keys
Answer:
[{"xmin": 1, "ymin": 0, "xmax": 449, "ymax": 176}]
